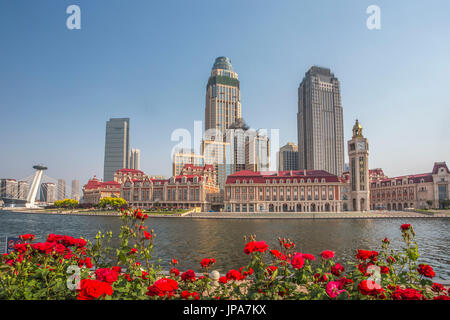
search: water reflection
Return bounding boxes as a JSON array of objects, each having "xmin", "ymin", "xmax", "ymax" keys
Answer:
[{"xmin": 0, "ymin": 211, "xmax": 448, "ymax": 279}]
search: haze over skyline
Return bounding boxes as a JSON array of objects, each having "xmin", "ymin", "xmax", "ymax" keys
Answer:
[{"xmin": 1, "ymin": 0, "xmax": 449, "ymax": 187}]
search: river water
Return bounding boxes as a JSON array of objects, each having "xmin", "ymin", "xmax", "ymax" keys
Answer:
[{"xmin": 0, "ymin": 211, "xmax": 449, "ymax": 279}]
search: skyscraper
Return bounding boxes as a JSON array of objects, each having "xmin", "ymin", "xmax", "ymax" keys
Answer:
[
  {"xmin": 57, "ymin": 179, "xmax": 66, "ymax": 200},
  {"xmin": 129, "ymin": 148, "xmax": 141, "ymax": 170},
  {"xmin": 104, "ymin": 118, "xmax": 130, "ymax": 182},
  {"xmin": 278, "ymin": 142, "xmax": 299, "ymax": 171},
  {"xmin": 297, "ymin": 66, "xmax": 345, "ymax": 176},
  {"xmin": 71, "ymin": 180, "xmax": 80, "ymax": 201},
  {"xmin": 205, "ymin": 57, "xmax": 241, "ymax": 136}
]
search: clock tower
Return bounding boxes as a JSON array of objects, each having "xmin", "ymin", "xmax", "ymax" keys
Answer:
[{"xmin": 348, "ymin": 119, "xmax": 370, "ymax": 211}]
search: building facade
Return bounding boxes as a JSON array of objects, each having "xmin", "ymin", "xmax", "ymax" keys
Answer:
[
  {"xmin": 277, "ymin": 142, "xmax": 299, "ymax": 171},
  {"xmin": 104, "ymin": 118, "xmax": 130, "ymax": 182},
  {"xmin": 370, "ymin": 162, "xmax": 450, "ymax": 210},
  {"xmin": 18, "ymin": 181, "xmax": 30, "ymax": 200},
  {"xmin": 297, "ymin": 66, "xmax": 345, "ymax": 176},
  {"xmin": 224, "ymin": 170, "xmax": 344, "ymax": 213},
  {"xmin": 71, "ymin": 180, "xmax": 80, "ymax": 201},
  {"xmin": 201, "ymin": 139, "xmax": 231, "ymax": 190},
  {"xmin": 0, "ymin": 179, "xmax": 18, "ymax": 199},
  {"xmin": 83, "ymin": 165, "xmax": 220, "ymax": 211}
]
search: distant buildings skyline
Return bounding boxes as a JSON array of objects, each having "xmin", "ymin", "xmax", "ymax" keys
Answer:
[{"xmin": 278, "ymin": 142, "xmax": 299, "ymax": 171}]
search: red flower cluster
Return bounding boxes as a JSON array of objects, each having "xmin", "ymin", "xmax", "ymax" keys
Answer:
[
  {"xmin": 180, "ymin": 270, "xmax": 196, "ymax": 282},
  {"xmin": 431, "ymin": 283, "xmax": 446, "ymax": 293},
  {"xmin": 301, "ymin": 253, "xmax": 315, "ymax": 261},
  {"xmin": 95, "ymin": 268, "xmax": 119, "ymax": 284},
  {"xmin": 77, "ymin": 279, "xmax": 113, "ymax": 300},
  {"xmin": 356, "ymin": 249, "xmax": 378, "ymax": 261},
  {"xmin": 47, "ymin": 234, "xmax": 87, "ymax": 248},
  {"xmin": 19, "ymin": 234, "xmax": 35, "ymax": 241},
  {"xmin": 331, "ymin": 263, "xmax": 344, "ymax": 276},
  {"xmin": 243, "ymin": 241, "xmax": 269, "ymax": 255},
  {"xmin": 321, "ymin": 250, "xmax": 335, "ymax": 259},
  {"xmin": 181, "ymin": 290, "xmax": 200, "ymax": 300},
  {"xmin": 146, "ymin": 278, "xmax": 178, "ymax": 297},
  {"xmin": 200, "ymin": 258, "xmax": 215, "ymax": 268},
  {"xmin": 358, "ymin": 280, "xmax": 384, "ymax": 297},
  {"xmin": 417, "ymin": 264, "xmax": 435, "ymax": 278},
  {"xmin": 391, "ymin": 286, "xmax": 423, "ymax": 300},
  {"xmin": 226, "ymin": 269, "xmax": 244, "ymax": 281},
  {"xmin": 270, "ymin": 249, "xmax": 287, "ymax": 261}
]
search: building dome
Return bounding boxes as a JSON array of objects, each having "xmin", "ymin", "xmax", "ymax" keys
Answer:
[{"xmin": 212, "ymin": 56, "xmax": 233, "ymax": 71}]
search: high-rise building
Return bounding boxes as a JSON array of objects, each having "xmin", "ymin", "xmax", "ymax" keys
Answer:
[
  {"xmin": 0, "ymin": 179, "xmax": 18, "ymax": 198},
  {"xmin": 71, "ymin": 180, "xmax": 80, "ymax": 201},
  {"xmin": 205, "ymin": 57, "xmax": 241, "ymax": 136},
  {"xmin": 225, "ymin": 118, "xmax": 249, "ymax": 174},
  {"xmin": 18, "ymin": 181, "xmax": 30, "ymax": 200},
  {"xmin": 104, "ymin": 118, "xmax": 130, "ymax": 182},
  {"xmin": 57, "ymin": 179, "xmax": 66, "ymax": 200},
  {"xmin": 297, "ymin": 66, "xmax": 345, "ymax": 176},
  {"xmin": 172, "ymin": 149, "xmax": 205, "ymax": 176},
  {"xmin": 278, "ymin": 143, "xmax": 299, "ymax": 171},
  {"xmin": 129, "ymin": 148, "xmax": 141, "ymax": 170},
  {"xmin": 245, "ymin": 131, "xmax": 270, "ymax": 172},
  {"xmin": 40, "ymin": 182, "xmax": 56, "ymax": 203}
]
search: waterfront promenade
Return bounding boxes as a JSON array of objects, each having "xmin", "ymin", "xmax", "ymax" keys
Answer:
[{"xmin": 2, "ymin": 207, "xmax": 449, "ymax": 219}]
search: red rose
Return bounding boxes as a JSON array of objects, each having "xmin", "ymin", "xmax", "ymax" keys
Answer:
[
  {"xmin": 200, "ymin": 258, "xmax": 215, "ymax": 268},
  {"xmin": 129, "ymin": 248, "xmax": 138, "ymax": 255},
  {"xmin": 338, "ymin": 277, "xmax": 353, "ymax": 289},
  {"xmin": 380, "ymin": 266, "xmax": 389, "ymax": 274},
  {"xmin": 358, "ymin": 280, "xmax": 384, "ymax": 297},
  {"xmin": 146, "ymin": 278, "xmax": 178, "ymax": 297},
  {"xmin": 77, "ymin": 279, "xmax": 113, "ymax": 300},
  {"xmin": 85, "ymin": 257, "xmax": 93, "ymax": 269},
  {"xmin": 243, "ymin": 241, "xmax": 269, "ymax": 255},
  {"xmin": 331, "ymin": 263, "xmax": 344, "ymax": 276},
  {"xmin": 291, "ymin": 253, "xmax": 305, "ymax": 270},
  {"xmin": 301, "ymin": 253, "xmax": 315, "ymax": 261},
  {"xmin": 417, "ymin": 264, "xmax": 435, "ymax": 278},
  {"xmin": 170, "ymin": 268, "xmax": 180, "ymax": 276},
  {"xmin": 434, "ymin": 295, "xmax": 450, "ymax": 300},
  {"xmin": 181, "ymin": 290, "xmax": 200, "ymax": 300},
  {"xmin": 219, "ymin": 276, "xmax": 228, "ymax": 284},
  {"xmin": 400, "ymin": 224, "xmax": 411, "ymax": 231},
  {"xmin": 171, "ymin": 258, "xmax": 178, "ymax": 265},
  {"xmin": 181, "ymin": 270, "xmax": 196, "ymax": 282},
  {"xmin": 431, "ymin": 283, "xmax": 445, "ymax": 293},
  {"xmin": 321, "ymin": 250, "xmax": 335, "ymax": 259},
  {"xmin": 144, "ymin": 230, "xmax": 152, "ymax": 240},
  {"xmin": 226, "ymin": 269, "xmax": 244, "ymax": 281},
  {"xmin": 387, "ymin": 256, "xmax": 396, "ymax": 264},
  {"xmin": 95, "ymin": 268, "xmax": 119, "ymax": 284},
  {"xmin": 239, "ymin": 266, "xmax": 253, "ymax": 278}
]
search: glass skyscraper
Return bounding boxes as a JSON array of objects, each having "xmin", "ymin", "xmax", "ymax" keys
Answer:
[
  {"xmin": 103, "ymin": 118, "xmax": 130, "ymax": 182},
  {"xmin": 297, "ymin": 66, "xmax": 345, "ymax": 176}
]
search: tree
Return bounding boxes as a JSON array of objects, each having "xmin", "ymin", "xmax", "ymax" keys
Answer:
[
  {"xmin": 54, "ymin": 199, "xmax": 79, "ymax": 210},
  {"xmin": 98, "ymin": 197, "xmax": 128, "ymax": 210}
]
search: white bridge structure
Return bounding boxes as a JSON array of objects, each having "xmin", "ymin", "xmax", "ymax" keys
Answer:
[{"xmin": 0, "ymin": 164, "xmax": 74, "ymax": 208}]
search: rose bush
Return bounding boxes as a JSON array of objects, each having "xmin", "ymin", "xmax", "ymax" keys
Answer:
[{"xmin": 0, "ymin": 209, "xmax": 448, "ymax": 300}]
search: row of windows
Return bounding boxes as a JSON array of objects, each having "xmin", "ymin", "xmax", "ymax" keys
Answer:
[{"xmin": 234, "ymin": 178, "xmax": 329, "ymax": 184}]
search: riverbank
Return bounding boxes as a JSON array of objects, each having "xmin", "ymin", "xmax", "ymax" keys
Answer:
[{"xmin": 2, "ymin": 207, "xmax": 449, "ymax": 219}]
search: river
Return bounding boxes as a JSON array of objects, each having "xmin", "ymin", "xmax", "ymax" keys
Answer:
[{"xmin": 0, "ymin": 210, "xmax": 449, "ymax": 279}]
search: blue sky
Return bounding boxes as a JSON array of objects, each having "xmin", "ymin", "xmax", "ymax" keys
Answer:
[{"xmin": 0, "ymin": 0, "xmax": 449, "ymax": 188}]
